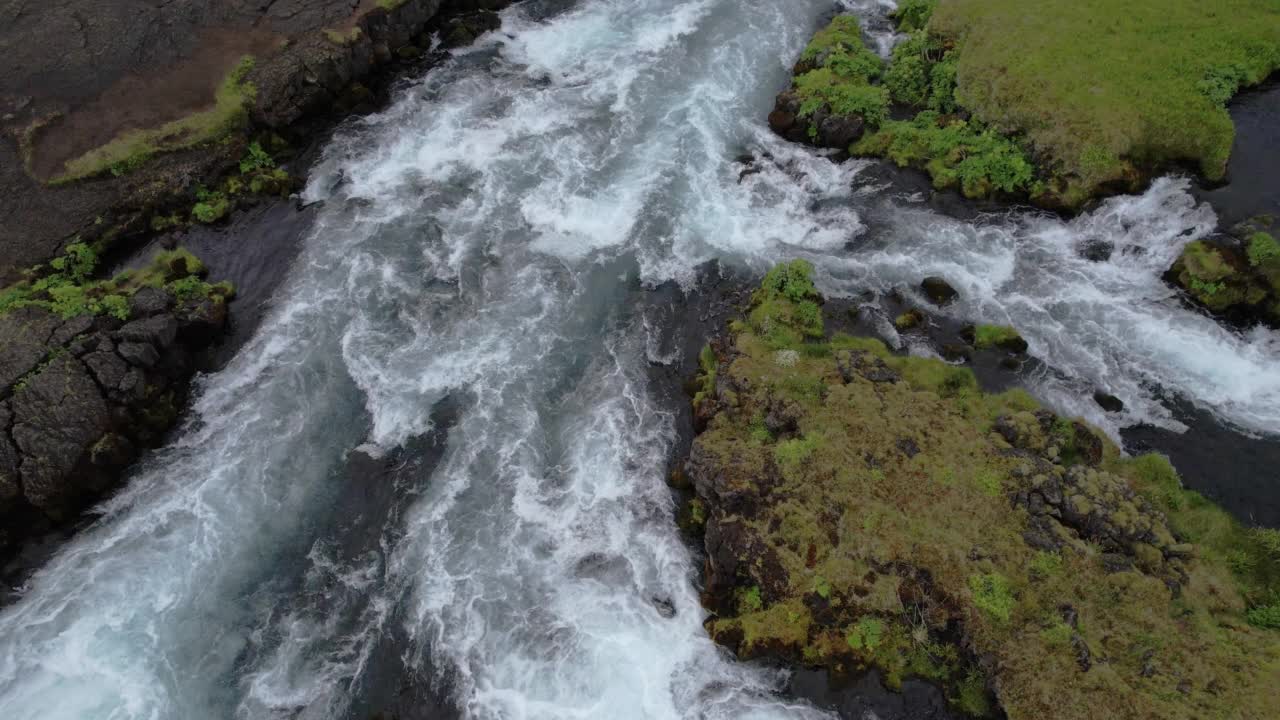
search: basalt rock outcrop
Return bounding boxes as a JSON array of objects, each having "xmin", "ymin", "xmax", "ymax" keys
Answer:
[{"xmin": 0, "ymin": 278, "xmax": 229, "ymax": 559}]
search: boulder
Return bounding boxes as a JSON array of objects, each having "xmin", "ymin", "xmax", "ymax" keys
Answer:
[
  {"xmin": 921, "ymin": 276, "xmax": 959, "ymax": 306},
  {"xmin": 128, "ymin": 287, "xmax": 175, "ymax": 317},
  {"xmin": 83, "ymin": 351, "xmax": 129, "ymax": 391},
  {"xmin": 115, "ymin": 315, "xmax": 179, "ymax": 350},
  {"xmin": 1093, "ymin": 392, "xmax": 1124, "ymax": 413},
  {"xmin": 816, "ymin": 113, "xmax": 865, "ymax": 149},
  {"xmin": 117, "ymin": 341, "xmax": 160, "ymax": 369},
  {"xmin": 10, "ymin": 355, "xmax": 111, "ymax": 518},
  {"xmin": 50, "ymin": 314, "xmax": 95, "ymax": 347}
]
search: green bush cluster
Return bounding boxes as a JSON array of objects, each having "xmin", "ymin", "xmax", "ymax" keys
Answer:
[
  {"xmin": 0, "ymin": 244, "xmax": 232, "ymax": 322},
  {"xmin": 855, "ymin": 112, "xmax": 1036, "ymax": 197},
  {"xmin": 883, "ymin": 31, "xmax": 957, "ymax": 113},
  {"xmin": 193, "ymin": 187, "xmax": 232, "ymax": 224},
  {"xmin": 1246, "ymin": 231, "xmax": 1280, "ymax": 268},
  {"xmin": 793, "ymin": 16, "xmax": 889, "ymax": 126},
  {"xmin": 891, "ymin": 0, "xmax": 938, "ymax": 33},
  {"xmin": 968, "ymin": 573, "xmax": 1015, "ymax": 623},
  {"xmin": 750, "ymin": 259, "xmax": 825, "ymax": 344}
]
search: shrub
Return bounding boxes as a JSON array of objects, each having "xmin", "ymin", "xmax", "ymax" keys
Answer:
[
  {"xmin": 192, "ymin": 187, "xmax": 231, "ymax": 224},
  {"xmin": 1246, "ymin": 232, "xmax": 1280, "ymax": 267},
  {"xmin": 239, "ymin": 141, "xmax": 275, "ymax": 173},
  {"xmin": 969, "ymin": 572, "xmax": 1015, "ymax": 622},
  {"xmin": 1246, "ymin": 602, "xmax": 1280, "ymax": 629},
  {"xmin": 892, "ymin": 0, "xmax": 938, "ymax": 33},
  {"xmin": 885, "ymin": 33, "xmax": 936, "ymax": 106},
  {"xmin": 795, "ymin": 68, "xmax": 890, "ymax": 125},
  {"xmin": 855, "ymin": 113, "xmax": 1034, "ymax": 197},
  {"xmin": 846, "ymin": 616, "xmax": 885, "ymax": 651}
]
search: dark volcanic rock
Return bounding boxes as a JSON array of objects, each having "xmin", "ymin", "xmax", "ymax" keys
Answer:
[
  {"xmin": 10, "ymin": 355, "xmax": 112, "ymax": 519},
  {"xmin": 817, "ymin": 114, "xmax": 865, "ymax": 148},
  {"xmin": 1094, "ymin": 392, "xmax": 1124, "ymax": 413},
  {"xmin": 0, "ymin": 287, "xmax": 230, "ymax": 558},
  {"xmin": 0, "ymin": 308, "xmax": 62, "ymax": 392},
  {"xmin": 129, "ymin": 287, "xmax": 175, "ymax": 317},
  {"xmin": 921, "ymin": 277, "xmax": 959, "ymax": 306}
]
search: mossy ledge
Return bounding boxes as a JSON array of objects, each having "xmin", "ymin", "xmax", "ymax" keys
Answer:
[
  {"xmin": 0, "ymin": 243, "xmax": 233, "ymax": 560},
  {"xmin": 1167, "ymin": 221, "xmax": 1280, "ymax": 328},
  {"xmin": 681, "ymin": 260, "xmax": 1280, "ymax": 718},
  {"xmin": 769, "ymin": 3, "xmax": 1280, "ymax": 210}
]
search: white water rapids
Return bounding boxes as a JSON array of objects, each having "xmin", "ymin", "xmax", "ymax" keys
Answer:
[{"xmin": 1, "ymin": 0, "xmax": 1277, "ymax": 718}]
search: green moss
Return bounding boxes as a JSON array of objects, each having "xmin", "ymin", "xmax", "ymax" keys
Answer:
[
  {"xmin": 192, "ymin": 187, "xmax": 232, "ymax": 224},
  {"xmin": 1180, "ymin": 241, "xmax": 1235, "ymax": 283},
  {"xmin": 54, "ymin": 57, "xmax": 258, "ymax": 183},
  {"xmin": 1, "ymin": 244, "xmax": 230, "ymax": 323},
  {"xmin": 929, "ymin": 0, "xmax": 1280, "ymax": 195},
  {"xmin": 972, "ymin": 325, "xmax": 1023, "ymax": 350},
  {"xmin": 854, "ymin": 112, "xmax": 1035, "ymax": 198},
  {"xmin": 323, "ymin": 27, "xmax": 363, "ymax": 46},
  {"xmin": 692, "ymin": 262, "xmax": 1280, "ymax": 720},
  {"xmin": 968, "ymin": 573, "xmax": 1015, "ymax": 623},
  {"xmin": 1247, "ymin": 232, "xmax": 1280, "ymax": 269}
]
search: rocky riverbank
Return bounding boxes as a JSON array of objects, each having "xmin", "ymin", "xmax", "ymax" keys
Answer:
[
  {"xmin": 0, "ymin": 0, "xmax": 514, "ymax": 282},
  {"xmin": 0, "ymin": 248, "xmax": 231, "ymax": 560},
  {"xmin": 0, "ymin": 0, "xmax": 515, "ymax": 573},
  {"xmin": 677, "ymin": 261, "xmax": 1280, "ymax": 719}
]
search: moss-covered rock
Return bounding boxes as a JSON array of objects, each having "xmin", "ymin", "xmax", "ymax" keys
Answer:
[
  {"xmin": 683, "ymin": 261, "xmax": 1280, "ymax": 719},
  {"xmin": 1168, "ymin": 227, "xmax": 1280, "ymax": 327}
]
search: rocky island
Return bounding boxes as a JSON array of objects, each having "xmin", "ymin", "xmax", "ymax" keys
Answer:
[{"xmin": 681, "ymin": 261, "xmax": 1280, "ymax": 719}]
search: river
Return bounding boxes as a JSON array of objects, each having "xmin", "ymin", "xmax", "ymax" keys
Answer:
[{"xmin": 1, "ymin": 1, "xmax": 1277, "ymax": 718}]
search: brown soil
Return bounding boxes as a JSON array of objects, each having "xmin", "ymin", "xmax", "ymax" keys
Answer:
[{"xmin": 28, "ymin": 27, "xmax": 285, "ymax": 181}]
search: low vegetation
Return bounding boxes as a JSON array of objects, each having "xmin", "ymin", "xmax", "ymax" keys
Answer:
[
  {"xmin": 686, "ymin": 260, "xmax": 1280, "ymax": 718},
  {"xmin": 931, "ymin": 0, "xmax": 1280, "ymax": 205},
  {"xmin": 779, "ymin": 2, "xmax": 1280, "ymax": 208},
  {"xmin": 1169, "ymin": 225, "xmax": 1280, "ymax": 325},
  {"xmin": 0, "ymin": 242, "xmax": 232, "ymax": 321},
  {"xmin": 52, "ymin": 57, "xmax": 258, "ymax": 184}
]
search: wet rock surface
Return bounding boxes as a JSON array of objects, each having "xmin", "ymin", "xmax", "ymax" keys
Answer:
[{"xmin": 0, "ymin": 292, "xmax": 228, "ymax": 560}]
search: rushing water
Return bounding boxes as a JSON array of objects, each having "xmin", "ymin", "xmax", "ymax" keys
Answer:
[{"xmin": 2, "ymin": 1, "xmax": 1278, "ymax": 718}]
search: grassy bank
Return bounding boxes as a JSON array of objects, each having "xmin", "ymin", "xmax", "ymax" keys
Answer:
[
  {"xmin": 687, "ymin": 261, "xmax": 1280, "ymax": 718},
  {"xmin": 780, "ymin": 2, "xmax": 1280, "ymax": 208},
  {"xmin": 931, "ymin": 0, "xmax": 1280, "ymax": 205}
]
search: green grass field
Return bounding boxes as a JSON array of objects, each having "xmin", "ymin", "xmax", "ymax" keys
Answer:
[{"xmin": 931, "ymin": 0, "xmax": 1280, "ymax": 203}]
